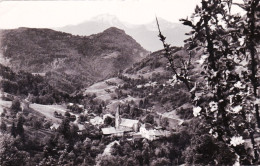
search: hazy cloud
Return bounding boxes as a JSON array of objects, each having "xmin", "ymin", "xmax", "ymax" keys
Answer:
[{"xmin": 0, "ymin": 0, "xmax": 201, "ymax": 29}]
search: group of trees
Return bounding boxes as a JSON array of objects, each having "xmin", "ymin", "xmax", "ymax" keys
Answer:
[
  {"xmin": 0, "ymin": 133, "xmax": 30, "ymax": 166},
  {"xmin": 0, "ymin": 64, "xmax": 85, "ymax": 105},
  {"xmin": 117, "ymin": 71, "xmax": 191, "ymax": 111},
  {"xmin": 10, "ymin": 116, "xmax": 24, "ymax": 138},
  {"xmin": 95, "ymin": 128, "xmax": 192, "ymax": 166},
  {"xmin": 158, "ymin": 0, "xmax": 260, "ymax": 164}
]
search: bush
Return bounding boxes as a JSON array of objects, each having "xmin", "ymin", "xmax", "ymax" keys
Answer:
[
  {"xmin": 176, "ymin": 107, "xmax": 193, "ymax": 120},
  {"xmin": 151, "ymin": 158, "xmax": 171, "ymax": 166},
  {"xmin": 184, "ymin": 134, "xmax": 236, "ymax": 165}
]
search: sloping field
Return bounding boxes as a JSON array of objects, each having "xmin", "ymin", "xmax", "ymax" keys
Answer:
[
  {"xmin": 105, "ymin": 95, "xmax": 141, "ymax": 113},
  {"xmin": 30, "ymin": 104, "xmax": 68, "ymax": 123},
  {"xmin": 0, "ymin": 99, "xmax": 12, "ymax": 114},
  {"xmin": 30, "ymin": 103, "xmax": 81, "ymax": 124},
  {"xmin": 124, "ymin": 67, "xmax": 165, "ymax": 79},
  {"xmin": 83, "ymin": 77, "xmax": 124, "ymax": 101}
]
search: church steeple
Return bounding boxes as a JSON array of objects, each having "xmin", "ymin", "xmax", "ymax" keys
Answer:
[{"xmin": 115, "ymin": 105, "xmax": 121, "ymax": 129}]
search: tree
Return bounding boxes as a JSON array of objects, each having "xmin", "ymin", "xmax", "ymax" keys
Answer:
[
  {"xmin": 125, "ymin": 104, "xmax": 130, "ymax": 113},
  {"xmin": 235, "ymin": 0, "xmax": 260, "ymax": 161},
  {"xmin": 125, "ymin": 157, "xmax": 138, "ymax": 166},
  {"xmin": 98, "ymin": 104, "xmax": 103, "ymax": 114},
  {"xmin": 0, "ymin": 133, "xmax": 29, "ymax": 166},
  {"xmin": 160, "ymin": 117, "xmax": 169, "ymax": 129},
  {"xmin": 97, "ymin": 155, "xmax": 125, "ymax": 166},
  {"xmin": 134, "ymin": 150, "xmax": 143, "ymax": 165},
  {"xmin": 157, "ymin": 0, "xmax": 259, "ymax": 164},
  {"xmin": 144, "ymin": 114, "xmax": 154, "ymax": 124},
  {"xmin": 16, "ymin": 116, "xmax": 24, "ymax": 137},
  {"xmin": 33, "ymin": 118, "xmax": 42, "ymax": 129},
  {"xmin": 78, "ymin": 114, "xmax": 85, "ymax": 123},
  {"xmin": 104, "ymin": 116, "xmax": 114, "ymax": 126},
  {"xmin": 64, "ymin": 111, "xmax": 71, "ymax": 118},
  {"xmin": 242, "ymin": 0, "xmax": 260, "ymax": 128},
  {"xmin": 11, "ymin": 122, "xmax": 16, "ymax": 138},
  {"xmin": 184, "ymin": 134, "xmax": 236, "ymax": 165},
  {"xmin": 139, "ymin": 100, "xmax": 144, "ymax": 108},
  {"xmin": 11, "ymin": 99, "xmax": 21, "ymax": 115},
  {"xmin": 151, "ymin": 157, "xmax": 171, "ymax": 166},
  {"xmin": 58, "ymin": 118, "xmax": 71, "ymax": 139},
  {"xmin": 0, "ymin": 121, "xmax": 7, "ymax": 132},
  {"xmin": 70, "ymin": 124, "xmax": 79, "ymax": 140}
]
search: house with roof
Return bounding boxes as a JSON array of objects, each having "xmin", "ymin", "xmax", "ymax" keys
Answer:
[
  {"xmin": 139, "ymin": 123, "xmax": 170, "ymax": 140},
  {"xmin": 50, "ymin": 123, "xmax": 60, "ymax": 131},
  {"xmin": 101, "ymin": 127, "xmax": 124, "ymax": 137},
  {"xmin": 90, "ymin": 116, "xmax": 103, "ymax": 126},
  {"xmin": 119, "ymin": 118, "xmax": 139, "ymax": 132}
]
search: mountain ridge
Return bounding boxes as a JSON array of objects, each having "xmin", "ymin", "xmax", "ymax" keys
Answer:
[
  {"xmin": 0, "ymin": 27, "xmax": 148, "ymax": 93},
  {"xmin": 55, "ymin": 14, "xmax": 191, "ymax": 51}
]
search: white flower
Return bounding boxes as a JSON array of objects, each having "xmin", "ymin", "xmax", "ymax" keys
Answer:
[
  {"xmin": 229, "ymin": 95, "xmax": 234, "ymax": 104},
  {"xmin": 213, "ymin": 132, "xmax": 218, "ymax": 138},
  {"xmin": 212, "ymin": 71, "xmax": 217, "ymax": 77},
  {"xmin": 209, "ymin": 101, "xmax": 218, "ymax": 112},
  {"xmin": 168, "ymin": 75, "xmax": 178, "ymax": 87},
  {"xmin": 211, "ymin": 24, "xmax": 217, "ymax": 31},
  {"xmin": 248, "ymin": 114, "xmax": 253, "ymax": 122},
  {"xmin": 193, "ymin": 16, "xmax": 201, "ymax": 24},
  {"xmin": 196, "ymin": 55, "xmax": 208, "ymax": 65},
  {"xmin": 254, "ymin": 98, "xmax": 260, "ymax": 105},
  {"xmin": 209, "ymin": 129, "xmax": 218, "ymax": 138},
  {"xmin": 233, "ymin": 153, "xmax": 240, "ymax": 166},
  {"xmin": 234, "ymin": 81, "xmax": 245, "ymax": 89},
  {"xmin": 232, "ymin": 105, "xmax": 243, "ymax": 113},
  {"xmin": 168, "ymin": 75, "xmax": 177, "ymax": 82},
  {"xmin": 230, "ymin": 136, "xmax": 245, "ymax": 147},
  {"xmin": 193, "ymin": 106, "xmax": 202, "ymax": 117},
  {"xmin": 238, "ymin": 36, "xmax": 245, "ymax": 46},
  {"xmin": 137, "ymin": 85, "xmax": 142, "ymax": 89}
]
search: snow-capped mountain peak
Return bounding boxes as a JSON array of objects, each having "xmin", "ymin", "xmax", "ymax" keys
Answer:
[{"xmin": 91, "ymin": 14, "xmax": 124, "ymax": 27}]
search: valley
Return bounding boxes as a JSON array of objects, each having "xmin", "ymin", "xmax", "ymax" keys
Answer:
[{"xmin": 0, "ymin": 26, "xmax": 193, "ymax": 166}]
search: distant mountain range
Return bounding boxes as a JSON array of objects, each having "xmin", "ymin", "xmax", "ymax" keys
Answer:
[
  {"xmin": 55, "ymin": 14, "xmax": 191, "ymax": 52},
  {"xmin": 0, "ymin": 27, "xmax": 148, "ymax": 93}
]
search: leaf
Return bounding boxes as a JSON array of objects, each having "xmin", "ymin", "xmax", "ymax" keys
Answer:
[
  {"xmin": 180, "ymin": 19, "xmax": 194, "ymax": 28},
  {"xmin": 185, "ymin": 31, "xmax": 196, "ymax": 35}
]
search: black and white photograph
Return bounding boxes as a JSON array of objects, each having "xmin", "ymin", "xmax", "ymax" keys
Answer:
[{"xmin": 0, "ymin": 0, "xmax": 260, "ymax": 165}]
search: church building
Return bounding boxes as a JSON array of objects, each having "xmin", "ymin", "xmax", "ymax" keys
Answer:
[{"xmin": 102, "ymin": 105, "xmax": 139, "ymax": 136}]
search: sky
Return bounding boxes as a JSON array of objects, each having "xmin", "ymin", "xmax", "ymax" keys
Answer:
[{"xmin": 0, "ymin": 0, "xmax": 202, "ymax": 29}]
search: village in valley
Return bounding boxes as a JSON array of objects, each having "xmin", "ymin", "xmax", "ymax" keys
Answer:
[
  {"xmin": 40, "ymin": 97, "xmax": 178, "ymax": 141},
  {"xmin": 0, "ymin": 74, "xmax": 183, "ymax": 142}
]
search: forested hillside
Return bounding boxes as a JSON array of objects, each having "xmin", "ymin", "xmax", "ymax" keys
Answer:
[
  {"xmin": 0, "ymin": 27, "xmax": 148, "ymax": 93},
  {"xmin": 0, "ymin": 64, "xmax": 83, "ymax": 104}
]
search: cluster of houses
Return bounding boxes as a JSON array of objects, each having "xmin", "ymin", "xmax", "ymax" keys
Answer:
[
  {"xmin": 49, "ymin": 102, "xmax": 171, "ymax": 141},
  {"xmin": 101, "ymin": 106, "xmax": 171, "ymax": 141},
  {"xmin": 136, "ymin": 81, "xmax": 158, "ymax": 89}
]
